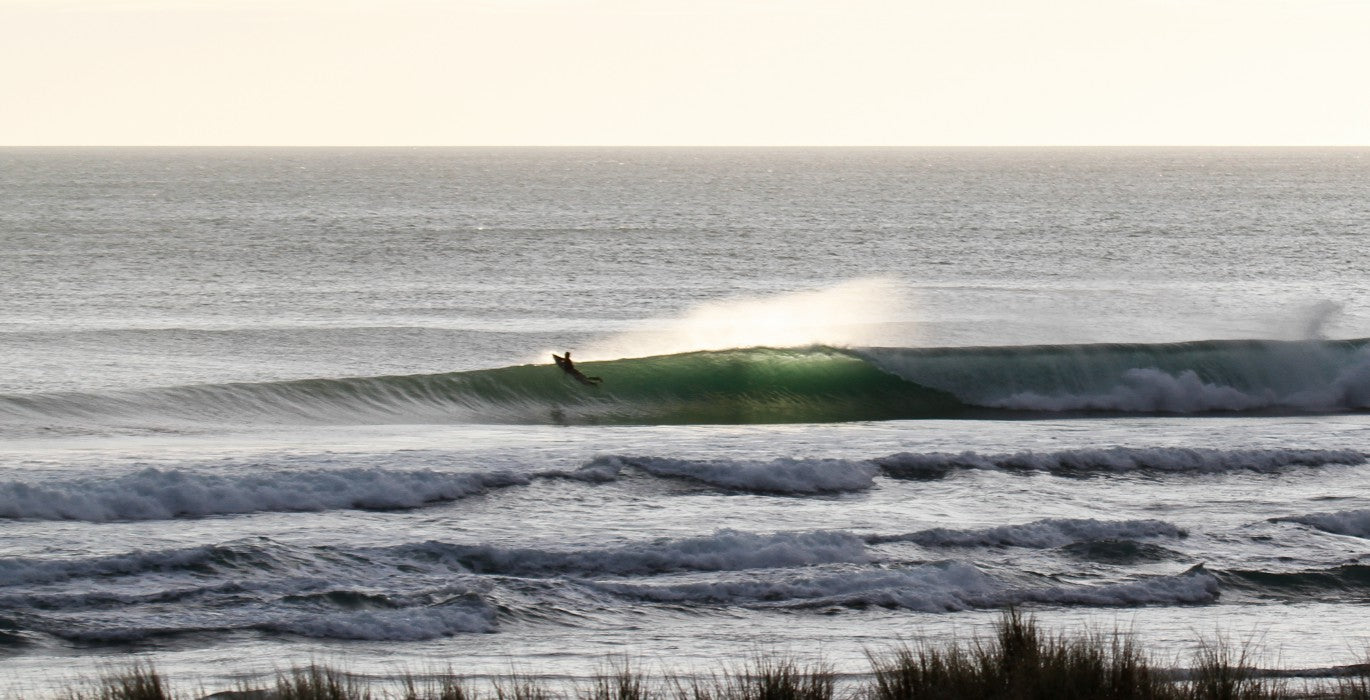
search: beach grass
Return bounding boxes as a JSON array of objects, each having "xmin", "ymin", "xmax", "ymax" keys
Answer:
[{"xmin": 47, "ymin": 612, "xmax": 1370, "ymax": 700}]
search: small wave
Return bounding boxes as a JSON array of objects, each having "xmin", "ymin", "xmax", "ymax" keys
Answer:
[
  {"xmin": 0, "ymin": 539, "xmax": 338, "ymax": 588},
  {"xmin": 585, "ymin": 562, "xmax": 1218, "ymax": 611},
  {"xmin": 584, "ymin": 562, "xmax": 997, "ymax": 611},
  {"xmin": 1059, "ymin": 540, "xmax": 1182, "ymax": 564},
  {"xmin": 30, "ymin": 594, "xmax": 498, "ymax": 644},
  {"xmin": 1017, "ymin": 565, "xmax": 1219, "ymax": 608},
  {"xmin": 565, "ymin": 455, "xmax": 878, "ymax": 494},
  {"xmin": 0, "ymin": 544, "xmax": 236, "ymax": 587},
  {"xmin": 393, "ymin": 530, "xmax": 871, "ymax": 578},
  {"xmin": 262, "ymin": 601, "xmax": 497, "ymax": 641},
  {"xmin": 876, "ymin": 447, "xmax": 1365, "ymax": 478},
  {"xmin": 0, "ymin": 467, "xmax": 527, "ymax": 522},
  {"xmin": 0, "ymin": 582, "xmax": 248, "ymax": 610},
  {"xmin": 1218, "ymin": 564, "xmax": 1370, "ymax": 599},
  {"xmin": 1274, "ymin": 509, "xmax": 1370, "ymax": 539},
  {"xmin": 867, "ymin": 518, "xmax": 1186, "ymax": 548}
]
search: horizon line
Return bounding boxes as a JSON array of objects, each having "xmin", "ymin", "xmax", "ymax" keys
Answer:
[{"xmin": 4, "ymin": 144, "xmax": 1370, "ymax": 150}]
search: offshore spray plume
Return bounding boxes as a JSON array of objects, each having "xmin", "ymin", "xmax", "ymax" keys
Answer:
[
  {"xmin": 1300, "ymin": 300, "xmax": 1343, "ymax": 340},
  {"xmin": 574, "ymin": 278, "xmax": 918, "ymax": 361}
]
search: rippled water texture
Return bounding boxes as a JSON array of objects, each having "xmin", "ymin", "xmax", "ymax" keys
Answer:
[{"xmin": 2, "ymin": 148, "xmax": 1369, "ymax": 695}]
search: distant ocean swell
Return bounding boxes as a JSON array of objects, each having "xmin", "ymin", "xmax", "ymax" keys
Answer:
[
  {"xmin": 3, "ymin": 447, "xmax": 1362, "ymax": 522},
  {"xmin": 1, "ymin": 340, "xmax": 1368, "ymax": 431}
]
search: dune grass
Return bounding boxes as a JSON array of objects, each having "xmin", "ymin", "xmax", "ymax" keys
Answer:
[{"xmin": 48, "ymin": 611, "xmax": 1370, "ymax": 700}]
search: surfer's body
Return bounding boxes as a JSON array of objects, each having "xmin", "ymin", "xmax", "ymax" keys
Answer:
[{"xmin": 552, "ymin": 352, "xmax": 602, "ymax": 386}]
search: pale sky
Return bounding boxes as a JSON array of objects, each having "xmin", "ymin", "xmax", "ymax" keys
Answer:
[{"xmin": 2, "ymin": 0, "xmax": 1367, "ymax": 146}]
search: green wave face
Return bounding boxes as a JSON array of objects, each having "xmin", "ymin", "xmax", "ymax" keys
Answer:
[{"xmin": 439, "ymin": 347, "xmax": 966, "ymax": 424}]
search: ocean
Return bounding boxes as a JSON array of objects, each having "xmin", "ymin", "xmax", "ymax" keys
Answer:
[{"xmin": 1, "ymin": 147, "xmax": 1369, "ymax": 696}]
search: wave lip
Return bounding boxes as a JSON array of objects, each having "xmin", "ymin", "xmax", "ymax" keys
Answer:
[
  {"xmin": 0, "ymin": 467, "xmax": 528, "ymax": 522},
  {"xmin": 867, "ymin": 518, "xmax": 1186, "ymax": 549},
  {"xmin": 876, "ymin": 447, "xmax": 1366, "ymax": 478}
]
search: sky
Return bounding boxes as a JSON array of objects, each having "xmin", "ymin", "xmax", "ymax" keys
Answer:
[{"xmin": 2, "ymin": 0, "xmax": 1368, "ymax": 146}]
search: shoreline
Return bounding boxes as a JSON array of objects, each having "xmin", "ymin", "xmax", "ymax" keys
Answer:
[{"xmin": 32, "ymin": 612, "xmax": 1370, "ymax": 700}]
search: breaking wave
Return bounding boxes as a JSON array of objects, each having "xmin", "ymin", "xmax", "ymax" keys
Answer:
[
  {"xmin": 2, "ymin": 338, "xmax": 1368, "ymax": 430},
  {"xmin": 0, "ymin": 468, "xmax": 528, "ymax": 522}
]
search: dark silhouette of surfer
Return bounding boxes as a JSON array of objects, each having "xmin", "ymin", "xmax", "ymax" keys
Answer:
[{"xmin": 552, "ymin": 351, "xmax": 602, "ymax": 386}]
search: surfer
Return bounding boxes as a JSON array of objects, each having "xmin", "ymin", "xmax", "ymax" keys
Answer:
[{"xmin": 552, "ymin": 351, "xmax": 603, "ymax": 386}]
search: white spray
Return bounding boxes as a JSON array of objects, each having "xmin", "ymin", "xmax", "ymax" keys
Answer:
[{"xmin": 573, "ymin": 278, "xmax": 918, "ymax": 361}]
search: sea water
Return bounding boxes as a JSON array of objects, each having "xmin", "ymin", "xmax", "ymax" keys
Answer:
[{"xmin": 2, "ymin": 148, "xmax": 1369, "ymax": 695}]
